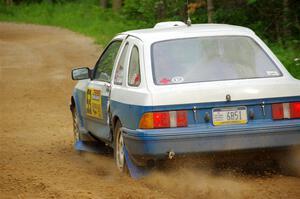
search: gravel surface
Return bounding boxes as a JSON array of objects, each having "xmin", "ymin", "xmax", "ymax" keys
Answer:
[{"xmin": 0, "ymin": 22, "xmax": 299, "ymax": 199}]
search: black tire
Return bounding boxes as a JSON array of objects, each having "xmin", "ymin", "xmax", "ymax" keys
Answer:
[
  {"xmin": 114, "ymin": 120, "xmax": 128, "ymax": 173},
  {"xmin": 71, "ymin": 106, "xmax": 81, "ymax": 143}
]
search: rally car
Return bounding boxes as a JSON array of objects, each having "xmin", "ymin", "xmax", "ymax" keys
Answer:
[{"xmin": 70, "ymin": 22, "xmax": 300, "ymax": 174}]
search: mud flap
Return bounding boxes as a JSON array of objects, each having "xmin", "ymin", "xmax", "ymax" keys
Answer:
[
  {"xmin": 124, "ymin": 145, "xmax": 149, "ymax": 179},
  {"xmin": 74, "ymin": 140, "xmax": 112, "ymax": 154}
]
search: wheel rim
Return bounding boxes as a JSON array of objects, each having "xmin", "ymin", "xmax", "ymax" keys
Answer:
[
  {"xmin": 116, "ymin": 128, "xmax": 125, "ymax": 171},
  {"xmin": 73, "ymin": 109, "xmax": 80, "ymax": 142}
]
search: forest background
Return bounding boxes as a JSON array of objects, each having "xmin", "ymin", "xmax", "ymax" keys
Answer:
[{"xmin": 0, "ymin": 0, "xmax": 299, "ymax": 79}]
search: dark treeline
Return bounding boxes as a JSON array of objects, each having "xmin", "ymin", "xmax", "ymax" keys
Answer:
[
  {"xmin": 3, "ymin": 0, "xmax": 300, "ymax": 43},
  {"xmin": 121, "ymin": 0, "xmax": 300, "ymax": 43}
]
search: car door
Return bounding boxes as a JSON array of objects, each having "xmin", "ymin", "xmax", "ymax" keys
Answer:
[{"xmin": 85, "ymin": 37, "xmax": 124, "ymax": 141}]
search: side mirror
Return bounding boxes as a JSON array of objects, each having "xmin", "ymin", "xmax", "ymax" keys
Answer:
[{"xmin": 71, "ymin": 67, "xmax": 91, "ymax": 80}]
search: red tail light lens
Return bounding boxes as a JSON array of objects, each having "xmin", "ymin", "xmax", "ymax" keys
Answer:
[
  {"xmin": 153, "ymin": 112, "xmax": 170, "ymax": 128},
  {"xmin": 272, "ymin": 102, "xmax": 300, "ymax": 120},
  {"xmin": 272, "ymin": 104, "xmax": 283, "ymax": 120},
  {"xmin": 176, "ymin": 111, "xmax": 188, "ymax": 127},
  {"xmin": 290, "ymin": 102, "xmax": 300, "ymax": 118},
  {"xmin": 139, "ymin": 110, "xmax": 188, "ymax": 129}
]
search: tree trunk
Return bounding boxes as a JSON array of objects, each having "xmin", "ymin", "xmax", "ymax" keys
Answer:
[
  {"xmin": 282, "ymin": 0, "xmax": 290, "ymax": 38},
  {"xmin": 155, "ymin": 1, "xmax": 165, "ymax": 20},
  {"xmin": 100, "ymin": 0, "xmax": 108, "ymax": 8},
  {"xmin": 207, "ymin": 0, "xmax": 214, "ymax": 23},
  {"xmin": 275, "ymin": 20, "xmax": 281, "ymax": 42},
  {"xmin": 112, "ymin": 0, "xmax": 122, "ymax": 11},
  {"xmin": 5, "ymin": 0, "xmax": 13, "ymax": 5}
]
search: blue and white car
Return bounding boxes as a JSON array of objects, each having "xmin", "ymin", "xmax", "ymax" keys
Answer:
[{"xmin": 70, "ymin": 22, "xmax": 300, "ymax": 173}]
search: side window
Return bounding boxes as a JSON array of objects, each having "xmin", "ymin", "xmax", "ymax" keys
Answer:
[
  {"xmin": 94, "ymin": 40, "xmax": 122, "ymax": 82},
  {"xmin": 114, "ymin": 43, "xmax": 129, "ymax": 85},
  {"xmin": 128, "ymin": 46, "xmax": 141, "ymax": 87}
]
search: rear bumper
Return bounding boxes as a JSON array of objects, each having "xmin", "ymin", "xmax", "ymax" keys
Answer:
[{"xmin": 122, "ymin": 120, "xmax": 300, "ymax": 163}]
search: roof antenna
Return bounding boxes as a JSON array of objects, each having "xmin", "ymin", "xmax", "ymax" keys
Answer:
[{"xmin": 186, "ymin": 0, "xmax": 192, "ymax": 26}]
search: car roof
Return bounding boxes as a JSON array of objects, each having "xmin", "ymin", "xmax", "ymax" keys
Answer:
[{"xmin": 120, "ymin": 23, "xmax": 255, "ymax": 43}]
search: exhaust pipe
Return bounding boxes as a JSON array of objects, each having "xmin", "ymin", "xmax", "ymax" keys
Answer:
[{"xmin": 168, "ymin": 150, "xmax": 175, "ymax": 160}]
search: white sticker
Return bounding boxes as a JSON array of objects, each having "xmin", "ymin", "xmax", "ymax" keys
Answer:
[
  {"xmin": 171, "ymin": 76, "xmax": 184, "ymax": 83},
  {"xmin": 266, "ymin": 71, "xmax": 279, "ymax": 76}
]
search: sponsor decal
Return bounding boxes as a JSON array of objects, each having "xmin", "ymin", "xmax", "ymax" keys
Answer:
[
  {"xmin": 171, "ymin": 76, "xmax": 184, "ymax": 83},
  {"xmin": 86, "ymin": 88, "xmax": 103, "ymax": 119}
]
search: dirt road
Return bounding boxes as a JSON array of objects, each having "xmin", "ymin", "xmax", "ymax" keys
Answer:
[{"xmin": 0, "ymin": 22, "xmax": 300, "ymax": 199}]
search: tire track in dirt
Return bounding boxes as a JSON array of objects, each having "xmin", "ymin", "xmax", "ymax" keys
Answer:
[{"xmin": 0, "ymin": 22, "xmax": 299, "ymax": 199}]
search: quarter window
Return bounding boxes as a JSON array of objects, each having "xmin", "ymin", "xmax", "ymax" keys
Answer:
[
  {"xmin": 94, "ymin": 40, "xmax": 122, "ymax": 82},
  {"xmin": 128, "ymin": 46, "xmax": 141, "ymax": 87},
  {"xmin": 114, "ymin": 43, "xmax": 129, "ymax": 85}
]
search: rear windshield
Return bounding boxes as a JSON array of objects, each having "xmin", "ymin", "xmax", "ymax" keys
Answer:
[{"xmin": 151, "ymin": 36, "xmax": 281, "ymax": 85}]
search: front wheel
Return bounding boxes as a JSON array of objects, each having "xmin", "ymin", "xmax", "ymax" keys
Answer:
[
  {"xmin": 71, "ymin": 106, "xmax": 80, "ymax": 143},
  {"xmin": 114, "ymin": 120, "xmax": 128, "ymax": 173}
]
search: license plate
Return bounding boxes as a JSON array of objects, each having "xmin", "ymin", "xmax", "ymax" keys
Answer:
[{"xmin": 212, "ymin": 106, "xmax": 247, "ymax": 126}]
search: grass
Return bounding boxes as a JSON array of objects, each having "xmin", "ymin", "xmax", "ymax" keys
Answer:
[
  {"xmin": 0, "ymin": 1, "xmax": 299, "ymax": 79},
  {"xmin": 269, "ymin": 42, "xmax": 300, "ymax": 80},
  {"xmin": 0, "ymin": 1, "xmax": 146, "ymax": 45}
]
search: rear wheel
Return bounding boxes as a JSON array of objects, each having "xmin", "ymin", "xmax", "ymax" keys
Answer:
[{"xmin": 114, "ymin": 120, "xmax": 128, "ymax": 173}]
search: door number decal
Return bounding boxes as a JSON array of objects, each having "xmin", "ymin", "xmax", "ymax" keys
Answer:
[{"xmin": 86, "ymin": 88, "xmax": 103, "ymax": 119}]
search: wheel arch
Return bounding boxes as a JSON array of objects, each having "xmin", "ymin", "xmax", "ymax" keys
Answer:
[
  {"xmin": 70, "ymin": 96, "xmax": 75, "ymax": 111},
  {"xmin": 112, "ymin": 115, "xmax": 121, "ymax": 131}
]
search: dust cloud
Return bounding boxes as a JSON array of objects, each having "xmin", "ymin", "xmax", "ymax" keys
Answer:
[
  {"xmin": 140, "ymin": 150, "xmax": 300, "ymax": 199},
  {"xmin": 142, "ymin": 168, "xmax": 252, "ymax": 199},
  {"xmin": 80, "ymin": 152, "xmax": 121, "ymax": 179}
]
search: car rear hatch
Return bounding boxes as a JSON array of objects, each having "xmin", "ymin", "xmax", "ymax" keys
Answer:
[{"xmin": 144, "ymin": 78, "xmax": 300, "ymax": 129}]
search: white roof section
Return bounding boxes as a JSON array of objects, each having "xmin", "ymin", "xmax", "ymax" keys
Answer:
[
  {"xmin": 121, "ymin": 23, "xmax": 256, "ymax": 43},
  {"xmin": 153, "ymin": 21, "xmax": 187, "ymax": 29}
]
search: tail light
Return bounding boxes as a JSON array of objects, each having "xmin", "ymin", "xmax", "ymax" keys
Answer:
[
  {"xmin": 176, "ymin": 111, "xmax": 188, "ymax": 127},
  {"xmin": 153, "ymin": 112, "xmax": 170, "ymax": 128},
  {"xmin": 290, "ymin": 102, "xmax": 300, "ymax": 118},
  {"xmin": 272, "ymin": 102, "xmax": 300, "ymax": 120},
  {"xmin": 272, "ymin": 103, "xmax": 284, "ymax": 120},
  {"xmin": 139, "ymin": 110, "xmax": 188, "ymax": 129}
]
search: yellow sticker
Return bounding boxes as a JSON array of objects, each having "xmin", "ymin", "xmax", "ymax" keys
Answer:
[
  {"xmin": 86, "ymin": 88, "xmax": 103, "ymax": 119},
  {"xmin": 213, "ymin": 120, "xmax": 247, "ymax": 126}
]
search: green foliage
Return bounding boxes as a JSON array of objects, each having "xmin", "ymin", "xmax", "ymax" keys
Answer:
[
  {"xmin": 269, "ymin": 42, "xmax": 300, "ymax": 79},
  {"xmin": 247, "ymin": 0, "xmax": 257, "ymax": 5},
  {"xmin": 123, "ymin": 0, "xmax": 157, "ymax": 23},
  {"xmin": 123, "ymin": 0, "xmax": 186, "ymax": 25},
  {"xmin": 0, "ymin": 0, "xmax": 299, "ymax": 79}
]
